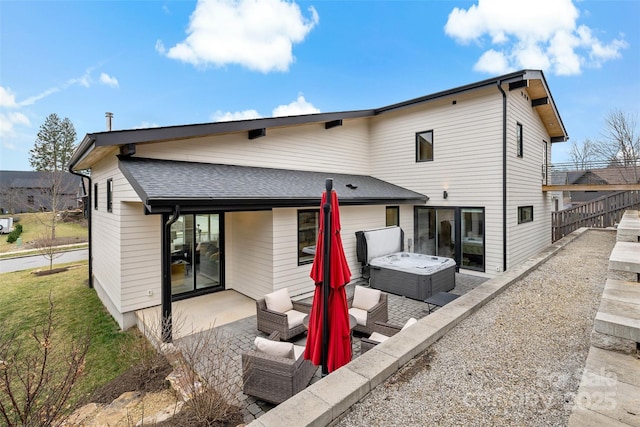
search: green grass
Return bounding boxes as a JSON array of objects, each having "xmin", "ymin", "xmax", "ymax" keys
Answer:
[
  {"xmin": 0, "ymin": 260, "xmax": 145, "ymax": 408},
  {"xmin": 0, "ymin": 212, "xmax": 88, "ymax": 253}
]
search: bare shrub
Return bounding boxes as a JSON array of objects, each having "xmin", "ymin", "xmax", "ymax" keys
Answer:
[
  {"xmin": 0, "ymin": 293, "xmax": 90, "ymax": 427},
  {"xmin": 137, "ymin": 311, "xmax": 241, "ymax": 426},
  {"xmin": 175, "ymin": 325, "xmax": 241, "ymax": 426}
]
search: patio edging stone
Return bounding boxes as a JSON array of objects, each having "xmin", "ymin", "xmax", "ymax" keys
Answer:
[{"xmin": 247, "ymin": 227, "xmax": 589, "ymax": 427}]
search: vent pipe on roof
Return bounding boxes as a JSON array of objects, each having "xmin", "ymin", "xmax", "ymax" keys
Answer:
[{"xmin": 106, "ymin": 112, "xmax": 114, "ymax": 131}]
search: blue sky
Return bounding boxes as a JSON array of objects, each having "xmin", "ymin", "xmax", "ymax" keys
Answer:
[{"xmin": 1, "ymin": 0, "xmax": 639, "ymax": 170}]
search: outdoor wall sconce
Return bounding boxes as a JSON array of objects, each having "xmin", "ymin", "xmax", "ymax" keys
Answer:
[{"xmin": 443, "ymin": 190, "xmax": 448, "ymax": 199}]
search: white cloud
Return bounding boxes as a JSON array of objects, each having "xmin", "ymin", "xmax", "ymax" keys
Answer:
[
  {"xmin": 135, "ymin": 121, "xmax": 161, "ymax": 129},
  {"xmin": 158, "ymin": 0, "xmax": 319, "ymax": 73},
  {"xmin": 211, "ymin": 109, "xmax": 262, "ymax": 122},
  {"xmin": 473, "ymin": 49, "xmax": 513, "ymax": 74},
  {"xmin": 0, "ymin": 87, "xmax": 18, "ymax": 108},
  {"xmin": 100, "ymin": 73, "xmax": 119, "ymax": 88},
  {"xmin": 272, "ymin": 95, "xmax": 320, "ymax": 117},
  {"xmin": 444, "ymin": 0, "xmax": 627, "ymax": 76},
  {"xmin": 0, "ymin": 112, "xmax": 30, "ymax": 139}
]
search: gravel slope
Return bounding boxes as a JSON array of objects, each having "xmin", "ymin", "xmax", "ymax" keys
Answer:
[{"xmin": 337, "ymin": 229, "xmax": 617, "ymax": 427}]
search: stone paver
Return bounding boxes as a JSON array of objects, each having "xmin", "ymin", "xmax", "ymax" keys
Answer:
[{"xmin": 178, "ymin": 273, "xmax": 486, "ymax": 423}]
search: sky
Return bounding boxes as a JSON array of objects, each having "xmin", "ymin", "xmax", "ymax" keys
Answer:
[{"xmin": 1, "ymin": 0, "xmax": 639, "ymax": 171}]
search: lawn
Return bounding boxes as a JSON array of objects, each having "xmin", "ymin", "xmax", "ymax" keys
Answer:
[
  {"xmin": 0, "ymin": 212, "xmax": 88, "ymax": 253},
  {"xmin": 0, "ymin": 261, "xmax": 149, "ymax": 411}
]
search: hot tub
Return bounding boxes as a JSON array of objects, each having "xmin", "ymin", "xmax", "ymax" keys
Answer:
[{"xmin": 369, "ymin": 252, "xmax": 456, "ymax": 300}]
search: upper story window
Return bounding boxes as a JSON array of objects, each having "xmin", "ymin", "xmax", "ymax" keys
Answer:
[
  {"xmin": 518, "ymin": 206, "xmax": 533, "ymax": 224},
  {"xmin": 516, "ymin": 123, "xmax": 523, "ymax": 157},
  {"xmin": 94, "ymin": 183, "xmax": 98, "ymax": 210},
  {"xmin": 107, "ymin": 179, "xmax": 113, "ymax": 213},
  {"xmin": 416, "ymin": 130, "xmax": 434, "ymax": 162},
  {"xmin": 298, "ymin": 209, "xmax": 319, "ymax": 265},
  {"xmin": 386, "ymin": 206, "xmax": 399, "ymax": 227}
]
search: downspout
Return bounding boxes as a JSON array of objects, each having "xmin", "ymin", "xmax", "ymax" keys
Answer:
[
  {"xmin": 162, "ymin": 205, "xmax": 180, "ymax": 343},
  {"xmin": 69, "ymin": 168, "xmax": 93, "ymax": 289},
  {"xmin": 497, "ymin": 80, "xmax": 508, "ymax": 273}
]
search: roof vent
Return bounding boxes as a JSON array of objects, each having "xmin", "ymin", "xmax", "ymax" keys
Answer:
[{"xmin": 346, "ymin": 183, "xmax": 358, "ymax": 190}]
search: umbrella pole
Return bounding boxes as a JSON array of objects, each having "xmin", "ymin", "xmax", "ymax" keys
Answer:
[{"xmin": 322, "ymin": 178, "xmax": 333, "ymax": 376}]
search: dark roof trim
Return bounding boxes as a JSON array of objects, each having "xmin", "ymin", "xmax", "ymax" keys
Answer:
[{"xmin": 69, "ymin": 70, "xmax": 568, "ymax": 169}]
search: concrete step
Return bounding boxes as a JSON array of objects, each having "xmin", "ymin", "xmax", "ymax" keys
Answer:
[
  {"xmin": 568, "ymin": 346, "xmax": 640, "ymax": 427},
  {"xmin": 593, "ymin": 279, "xmax": 640, "ymax": 343},
  {"xmin": 617, "ymin": 210, "xmax": 640, "ymax": 243},
  {"xmin": 609, "ymin": 242, "xmax": 640, "ymax": 275}
]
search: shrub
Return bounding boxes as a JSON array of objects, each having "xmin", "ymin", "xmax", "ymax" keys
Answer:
[{"xmin": 6, "ymin": 224, "xmax": 23, "ymax": 244}]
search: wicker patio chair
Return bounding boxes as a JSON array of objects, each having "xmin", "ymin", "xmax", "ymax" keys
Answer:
[
  {"xmin": 348, "ymin": 286, "xmax": 388, "ymax": 336},
  {"xmin": 360, "ymin": 317, "xmax": 417, "ymax": 353},
  {"xmin": 360, "ymin": 321, "xmax": 403, "ymax": 353},
  {"xmin": 256, "ymin": 289, "xmax": 312, "ymax": 341},
  {"xmin": 241, "ymin": 331, "xmax": 317, "ymax": 404}
]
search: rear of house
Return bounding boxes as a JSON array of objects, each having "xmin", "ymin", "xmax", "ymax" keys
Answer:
[{"xmin": 69, "ymin": 69, "xmax": 567, "ymax": 332}]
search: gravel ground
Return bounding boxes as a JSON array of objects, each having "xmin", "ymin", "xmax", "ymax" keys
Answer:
[{"xmin": 337, "ymin": 229, "xmax": 618, "ymax": 427}]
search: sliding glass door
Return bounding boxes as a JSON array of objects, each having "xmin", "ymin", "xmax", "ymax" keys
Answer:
[
  {"xmin": 170, "ymin": 213, "xmax": 223, "ymax": 297},
  {"xmin": 415, "ymin": 206, "xmax": 485, "ymax": 272}
]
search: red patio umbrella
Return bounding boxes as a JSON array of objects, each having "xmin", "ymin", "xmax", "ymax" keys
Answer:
[{"xmin": 304, "ymin": 179, "xmax": 352, "ymax": 375}]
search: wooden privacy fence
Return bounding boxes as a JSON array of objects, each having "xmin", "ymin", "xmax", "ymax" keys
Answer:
[{"xmin": 552, "ymin": 191, "xmax": 640, "ymax": 242}]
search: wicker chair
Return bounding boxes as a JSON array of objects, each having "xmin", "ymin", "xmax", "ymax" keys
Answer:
[
  {"xmin": 360, "ymin": 320, "xmax": 403, "ymax": 353},
  {"xmin": 347, "ymin": 287, "xmax": 388, "ymax": 336},
  {"xmin": 242, "ymin": 332, "xmax": 317, "ymax": 404},
  {"xmin": 256, "ymin": 298, "xmax": 312, "ymax": 341}
]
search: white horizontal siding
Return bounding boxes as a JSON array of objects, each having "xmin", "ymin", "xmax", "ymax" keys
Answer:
[
  {"xmin": 271, "ymin": 205, "xmax": 393, "ymax": 300},
  {"xmin": 370, "ymin": 87, "xmax": 506, "ymax": 275},
  {"xmin": 90, "ymin": 156, "xmax": 123, "ymax": 311},
  {"xmin": 135, "ymin": 119, "xmax": 372, "ymax": 175},
  {"xmin": 506, "ymin": 88, "xmax": 553, "ymax": 269},
  {"xmin": 226, "ymin": 211, "xmax": 274, "ymax": 300},
  {"xmin": 120, "ymin": 202, "xmax": 162, "ymax": 312}
]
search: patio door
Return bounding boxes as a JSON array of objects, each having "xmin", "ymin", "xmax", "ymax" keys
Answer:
[
  {"xmin": 415, "ymin": 206, "xmax": 485, "ymax": 272},
  {"xmin": 170, "ymin": 213, "xmax": 224, "ymax": 298}
]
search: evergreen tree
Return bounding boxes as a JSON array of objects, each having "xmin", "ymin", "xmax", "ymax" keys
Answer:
[{"xmin": 28, "ymin": 114, "xmax": 78, "ymax": 241}]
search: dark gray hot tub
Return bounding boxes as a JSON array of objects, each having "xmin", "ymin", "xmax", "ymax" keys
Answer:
[
  {"xmin": 355, "ymin": 226, "xmax": 456, "ymax": 300},
  {"xmin": 369, "ymin": 252, "xmax": 456, "ymax": 300}
]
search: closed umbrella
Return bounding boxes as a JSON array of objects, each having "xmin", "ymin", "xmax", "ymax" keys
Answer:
[{"xmin": 304, "ymin": 179, "xmax": 352, "ymax": 375}]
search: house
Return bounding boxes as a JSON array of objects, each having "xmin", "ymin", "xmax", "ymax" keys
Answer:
[
  {"xmin": 68, "ymin": 69, "xmax": 568, "ymax": 335},
  {"xmin": 0, "ymin": 170, "xmax": 82, "ymax": 214},
  {"xmin": 550, "ymin": 166, "xmax": 640, "ymax": 208}
]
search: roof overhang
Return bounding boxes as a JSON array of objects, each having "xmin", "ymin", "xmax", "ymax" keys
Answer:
[{"xmin": 118, "ymin": 157, "xmax": 429, "ymax": 214}]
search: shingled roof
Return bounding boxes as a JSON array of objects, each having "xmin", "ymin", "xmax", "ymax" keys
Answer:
[{"xmin": 118, "ymin": 157, "xmax": 428, "ymax": 213}]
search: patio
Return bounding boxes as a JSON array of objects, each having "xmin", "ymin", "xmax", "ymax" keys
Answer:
[{"xmin": 147, "ymin": 273, "xmax": 488, "ymax": 423}]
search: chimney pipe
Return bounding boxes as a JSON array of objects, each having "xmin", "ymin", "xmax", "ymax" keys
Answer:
[{"xmin": 106, "ymin": 112, "xmax": 113, "ymax": 131}]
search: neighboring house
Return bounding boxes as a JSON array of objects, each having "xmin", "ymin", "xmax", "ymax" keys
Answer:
[
  {"xmin": 0, "ymin": 170, "xmax": 82, "ymax": 214},
  {"xmin": 68, "ymin": 69, "xmax": 568, "ymax": 332},
  {"xmin": 551, "ymin": 167, "xmax": 640, "ymax": 208}
]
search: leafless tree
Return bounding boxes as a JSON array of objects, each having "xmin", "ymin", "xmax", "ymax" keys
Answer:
[
  {"xmin": 592, "ymin": 110, "xmax": 640, "ymax": 183},
  {"xmin": 35, "ymin": 229, "xmax": 64, "ymax": 271},
  {"xmin": 0, "ymin": 293, "xmax": 90, "ymax": 427},
  {"xmin": 569, "ymin": 138, "xmax": 597, "ymax": 170}
]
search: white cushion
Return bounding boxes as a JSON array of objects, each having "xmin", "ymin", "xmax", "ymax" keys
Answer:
[
  {"xmin": 348, "ymin": 307, "xmax": 368, "ymax": 326},
  {"xmin": 285, "ymin": 309, "xmax": 306, "ymax": 328},
  {"xmin": 401, "ymin": 317, "xmax": 418, "ymax": 331},
  {"xmin": 254, "ymin": 337, "xmax": 294, "ymax": 359},
  {"xmin": 293, "ymin": 345, "xmax": 305, "ymax": 360},
  {"xmin": 352, "ymin": 286, "xmax": 381, "ymax": 311},
  {"xmin": 368, "ymin": 332, "xmax": 390, "ymax": 343},
  {"xmin": 264, "ymin": 288, "xmax": 293, "ymax": 313}
]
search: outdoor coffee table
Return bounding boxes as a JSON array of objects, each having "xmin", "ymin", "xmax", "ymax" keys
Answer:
[{"xmin": 424, "ymin": 291, "xmax": 460, "ymax": 314}]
